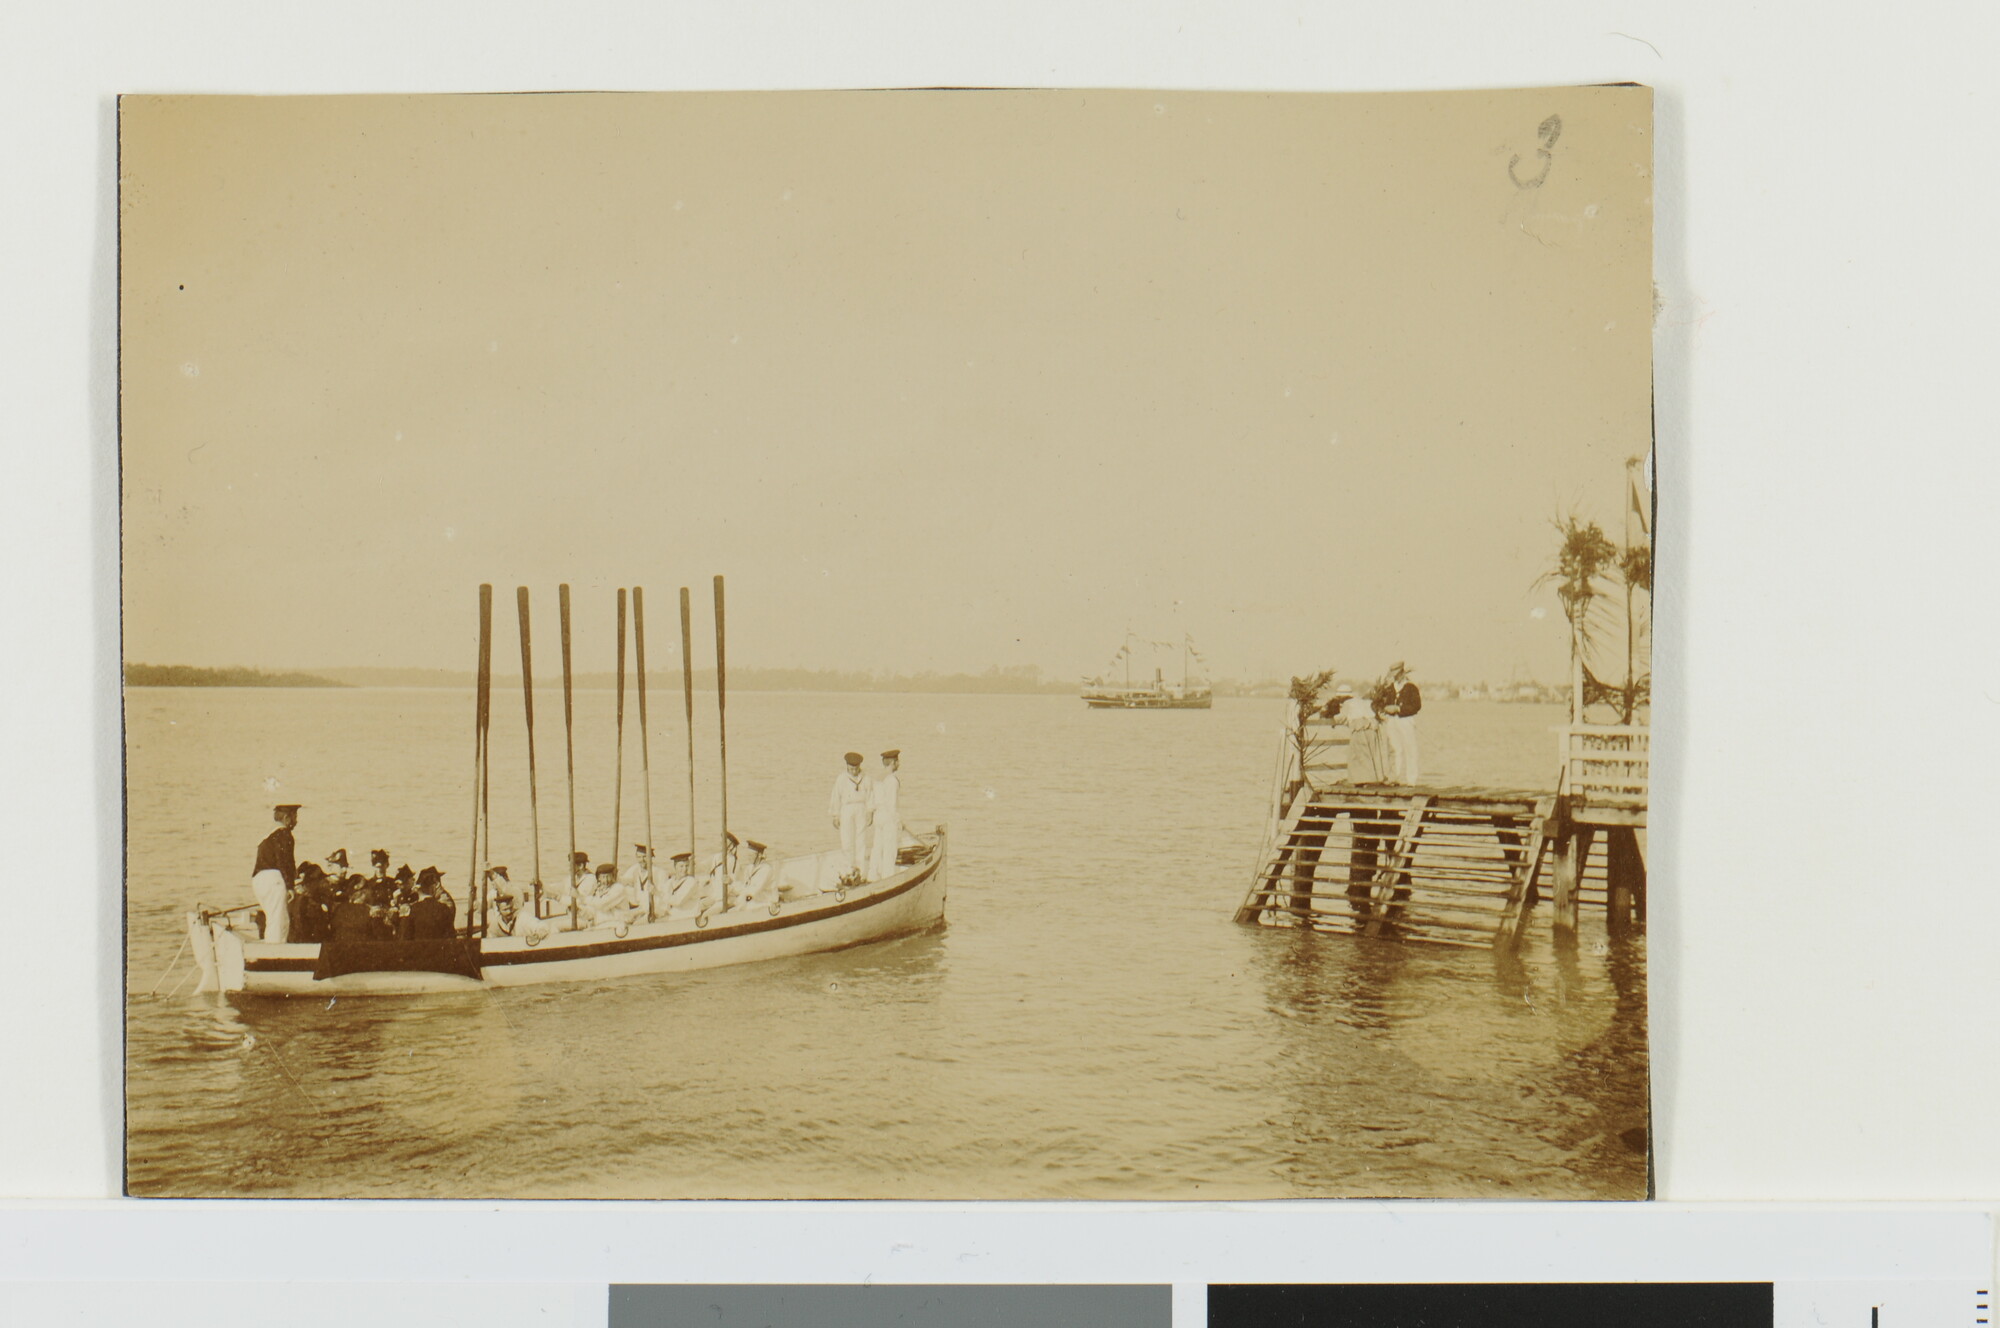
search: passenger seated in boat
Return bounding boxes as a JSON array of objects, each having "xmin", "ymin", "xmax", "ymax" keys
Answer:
[
  {"xmin": 288, "ymin": 863, "xmax": 332, "ymax": 944},
  {"xmin": 403, "ymin": 867, "xmax": 457, "ymax": 941},
  {"xmin": 734, "ymin": 840, "xmax": 780, "ymax": 910},
  {"xmin": 366, "ymin": 848, "xmax": 393, "ymax": 890},
  {"xmin": 661, "ymin": 851, "xmax": 726, "ymax": 917},
  {"xmin": 582, "ymin": 862, "xmax": 644, "ymax": 930},
  {"xmin": 330, "ymin": 881, "xmax": 394, "ymax": 942},
  {"xmin": 324, "ymin": 847, "xmax": 350, "ymax": 878},
  {"xmin": 620, "ymin": 844, "xmax": 655, "ymax": 891}
]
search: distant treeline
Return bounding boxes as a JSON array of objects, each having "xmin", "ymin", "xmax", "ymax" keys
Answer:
[{"xmin": 125, "ymin": 664, "xmax": 347, "ymax": 688}]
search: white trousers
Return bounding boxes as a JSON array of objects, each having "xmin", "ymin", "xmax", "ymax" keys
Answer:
[
  {"xmin": 869, "ymin": 813, "xmax": 900, "ymax": 880},
  {"xmin": 838, "ymin": 806, "xmax": 869, "ymax": 877},
  {"xmin": 251, "ymin": 868, "xmax": 289, "ymax": 943},
  {"xmin": 1384, "ymin": 716, "xmax": 1420, "ymax": 784}
]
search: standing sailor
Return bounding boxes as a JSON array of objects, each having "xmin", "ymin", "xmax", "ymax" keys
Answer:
[
  {"xmin": 1380, "ymin": 663, "xmax": 1423, "ymax": 785},
  {"xmin": 829, "ymin": 752, "xmax": 872, "ymax": 881},
  {"xmin": 251, "ymin": 804, "xmax": 300, "ymax": 942},
  {"xmin": 868, "ymin": 750, "xmax": 907, "ymax": 881}
]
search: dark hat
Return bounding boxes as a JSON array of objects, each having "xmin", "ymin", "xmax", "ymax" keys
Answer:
[
  {"xmin": 274, "ymin": 804, "xmax": 301, "ymax": 817},
  {"xmin": 633, "ymin": 844, "xmax": 650, "ymax": 856},
  {"xmin": 881, "ymin": 749, "xmax": 900, "ymax": 761},
  {"xmin": 571, "ymin": 850, "xmax": 590, "ymax": 866},
  {"xmin": 396, "ymin": 865, "xmax": 415, "ymax": 883},
  {"xmin": 594, "ymin": 862, "xmax": 617, "ymax": 877},
  {"xmin": 744, "ymin": 839, "xmax": 768, "ymax": 855},
  {"xmin": 843, "ymin": 751, "xmax": 863, "ymax": 766},
  {"xmin": 418, "ymin": 866, "xmax": 443, "ymax": 886},
  {"xmin": 370, "ymin": 848, "xmax": 390, "ymax": 864},
  {"xmin": 298, "ymin": 862, "xmax": 326, "ymax": 882},
  {"xmin": 487, "ymin": 865, "xmax": 509, "ymax": 880},
  {"xmin": 670, "ymin": 851, "xmax": 693, "ymax": 864},
  {"xmin": 326, "ymin": 848, "xmax": 349, "ymax": 867},
  {"xmin": 725, "ymin": 831, "xmax": 740, "ymax": 846}
]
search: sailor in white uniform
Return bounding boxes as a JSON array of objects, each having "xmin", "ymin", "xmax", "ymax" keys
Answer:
[
  {"xmin": 660, "ymin": 851, "xmax": 710, "ymax": 917},
  {"xmin": 735, "ymin": 839, "xmax": 780, "ymax": 909},
  {"xmin": 829, "ymin": 751, "xmax": 872, "ymax": 881},
  {"xmin": 868, "ymin": 750, "xmax": 907, "ymax": 881}
]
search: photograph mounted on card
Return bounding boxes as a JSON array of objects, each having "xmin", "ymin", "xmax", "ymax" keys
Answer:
[{"xmin": 120, "ymin": 86, "xmax": 1654, "ymax": 1198}]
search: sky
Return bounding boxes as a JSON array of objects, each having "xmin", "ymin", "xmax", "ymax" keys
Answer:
[{"xmin": 119, "ymin": 87, "xmax": 1652, "ymax": 685}]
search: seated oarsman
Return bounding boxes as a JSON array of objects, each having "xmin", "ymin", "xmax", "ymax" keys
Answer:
[
  {"xmin": 490, "ymin": 889, "xmax": 521, "ymax": 937},
  {"xmin": 404, "ymin": 868, "xmax": 458, "ymax": 941},
  {"xmin": 543, "ymin": 850, "xmax": 589, "ymax": 920},
  {"xmin": 660, "ymin": 851, "xmax": 716, "ymax": 917},
  {"xmin": 735, "ymin": 840, "xmax": 781, "ymax": 910},
  {"xmin": 581, "ymin": 862, "xmax": 644, "ymax": 930}
]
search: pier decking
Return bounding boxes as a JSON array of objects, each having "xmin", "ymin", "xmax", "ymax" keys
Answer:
[{"xmin": 1234, "ymin": 718, "xmax": 1648, "ymax": 948}]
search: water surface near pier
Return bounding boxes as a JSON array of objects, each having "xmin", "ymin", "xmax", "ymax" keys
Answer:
[{"xmin": 124, "ymin": 690, "xmax": 1646, "ymax": 1198}]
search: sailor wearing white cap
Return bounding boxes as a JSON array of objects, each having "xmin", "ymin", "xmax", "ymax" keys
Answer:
[
  {"xmin": 868, "ymin": 750, "xmax": 907, "ymax": 881},
  {"xmin": 251, "ymin": 804, "xmax": 300, "ymax": 942},
  {"xmin": 829, "ymin": 751, "xmax": 871, "ymax": 880}
]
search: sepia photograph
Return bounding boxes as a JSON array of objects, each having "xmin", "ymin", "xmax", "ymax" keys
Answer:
[{"xmin": 120, "ymin": 86, "xmax": 1653, "ymax": 1199}]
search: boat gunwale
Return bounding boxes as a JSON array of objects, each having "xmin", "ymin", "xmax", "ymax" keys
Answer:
[{"xmin": 236, "ymin": 847, "xmax": 943, "ymax": 974}]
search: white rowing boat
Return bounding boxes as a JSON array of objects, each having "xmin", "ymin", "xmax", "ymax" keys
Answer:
[{"xmin": 189, "ymin": 829, "xmax": 947, "ymax": 997}]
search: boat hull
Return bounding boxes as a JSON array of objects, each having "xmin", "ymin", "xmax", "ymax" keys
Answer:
[
  {"xmin": 192, "ymin": 833, "xmax": 948, "ymax": 996},
  {"xmin": 1082, "ymin": 691, "xmax": 1213, "ymax": 709}
]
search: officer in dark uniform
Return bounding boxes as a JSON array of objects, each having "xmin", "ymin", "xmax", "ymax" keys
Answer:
[{"xmin": 251, "ymin": 804, "xmax": 301, "ymax": 941}]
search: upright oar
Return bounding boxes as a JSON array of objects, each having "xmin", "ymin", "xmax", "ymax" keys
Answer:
[
  {"xmin": 713, "ymin": 574, "xmax": 730, "ymax": 906},
  {"xmin": 560, "ymin": 583, "xmax": 577, "ymax": 924},
  {"xmin": 634, "ymin": 586, "xmax": 655, "ymax": 918},
  {"xmin": 516, "ymin": 586, "xmax": 542, "ymax": 904},
  {"xmin": 612, "ymin": 587, "xmax": 628, "ymax": 875},
  {"xmin": 470, "ymin": 584, "xmax": 494, "ymax": 935},
  {"xmin": 680, "ymin": 586, "xmax": 697, "ymax": 871}
]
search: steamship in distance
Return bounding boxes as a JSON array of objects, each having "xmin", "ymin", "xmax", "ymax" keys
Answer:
[{"xmin": 1080, "ymin": 632, "xmax": 1213, "ymax": 709}]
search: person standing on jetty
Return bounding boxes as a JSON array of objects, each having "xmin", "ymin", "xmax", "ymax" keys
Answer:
[
  {"xmin": 250, "ymin": 804, "xmax": 299, "ymax": 942},
  {"xmin": 830, "ymin": 751, "xmax": 872, "ymax": 881},
  {"xmin": 1381, "ymin": 663, "xmax": 1423, "ymax": 785},
  {"xmin": 869, "ymin": 750, "xmax": 908, "ymax": 881},
  {"xmin": 1329, "ymin": 684, "xmax": 1385, "ymax": 783}
]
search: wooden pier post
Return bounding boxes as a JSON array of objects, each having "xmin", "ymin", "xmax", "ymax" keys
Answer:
[
  {"xmin": 1552, "ymin": 824, "xmax": 1594, "ymax": 942},
  {"xmin": 1605, "ymin": 826, "xmax": 1646, "ymax": 938}
]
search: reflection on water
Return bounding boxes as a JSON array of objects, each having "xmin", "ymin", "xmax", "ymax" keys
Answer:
[{"xmin": 126, "ymin": 690, "xmax": 1645, "ymax": 1198}]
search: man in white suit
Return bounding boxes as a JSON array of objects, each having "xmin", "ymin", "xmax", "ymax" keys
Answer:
[{"xmin": 829, "ymin": 751, "xmax": 871, "ymax": 881}]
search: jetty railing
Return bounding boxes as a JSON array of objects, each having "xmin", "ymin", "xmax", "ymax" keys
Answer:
[{"xmin": 1559, "ymin": 723, "xmax": 1649, "ymax": 818}]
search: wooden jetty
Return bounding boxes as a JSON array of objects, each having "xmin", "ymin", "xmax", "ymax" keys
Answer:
[{"xmin": 1233, "ymin": 716, "xmax": 1648, "ymax": 948}]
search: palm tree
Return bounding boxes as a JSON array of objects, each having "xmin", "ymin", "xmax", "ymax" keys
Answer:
[{"xmin": 1538, "ymin": 513, "xmax": 1617, "ymax": 722}]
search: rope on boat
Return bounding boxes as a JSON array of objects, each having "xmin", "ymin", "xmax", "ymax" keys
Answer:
[{"xmin": 145, "ymin": 929, "xmax": 192, "ymax": 996}]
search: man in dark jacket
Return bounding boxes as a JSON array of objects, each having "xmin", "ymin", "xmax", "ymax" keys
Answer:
[
  {"xmin": 1381, "ymin": 662, "xmax": 1423, "ymax": 785},
  {"xmin": 404, "ymin": 868, "xmax": 458, "ymax": 940},
  {"xmin": 330, "ymin": 882, "xmax": 393, "ymax": 942},
  {"xmin": 251, "ymin": 804, "xmax": 300, "ymax": 941}
]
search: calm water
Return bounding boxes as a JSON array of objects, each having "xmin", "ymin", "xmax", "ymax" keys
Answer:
[{"xmin": 124, "ymin": 689, "xmax": 1647, "ymax": 1199}]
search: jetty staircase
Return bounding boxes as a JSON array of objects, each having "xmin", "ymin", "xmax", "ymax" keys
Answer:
[{"xmin": 1233, "ymin": 716, "xmax": 1648, "ymax": 948}]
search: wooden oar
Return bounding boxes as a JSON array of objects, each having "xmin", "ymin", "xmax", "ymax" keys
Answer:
[
  {"xmin": 634, "ymin": 586, "xmax": 655, "ymax": 919},
  {"xmin": 471, "ymin": 584, "xmax": 493, "ymax": 935},
  {"xmin": 560, "ymin": 583, "xmax": 577, "ymax": 925},
  {"xmin": 613, "ymin": 587, "xmax": 627, "ymax": 875},
  {"xmin": 517, "ymin": 586, "xmax": 541, "ymax": 900},
  {"xmin": 713, "ymin": 574, "xmax": 730, "ymax": 909},
  {"xmin": 680, "ymin": 586, "xmax": 696, "ymax": 872}
]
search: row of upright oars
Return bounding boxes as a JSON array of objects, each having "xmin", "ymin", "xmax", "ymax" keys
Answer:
[{"xmin": 466, "ymin": 577, "xmax": 732, "ymax": 935}]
